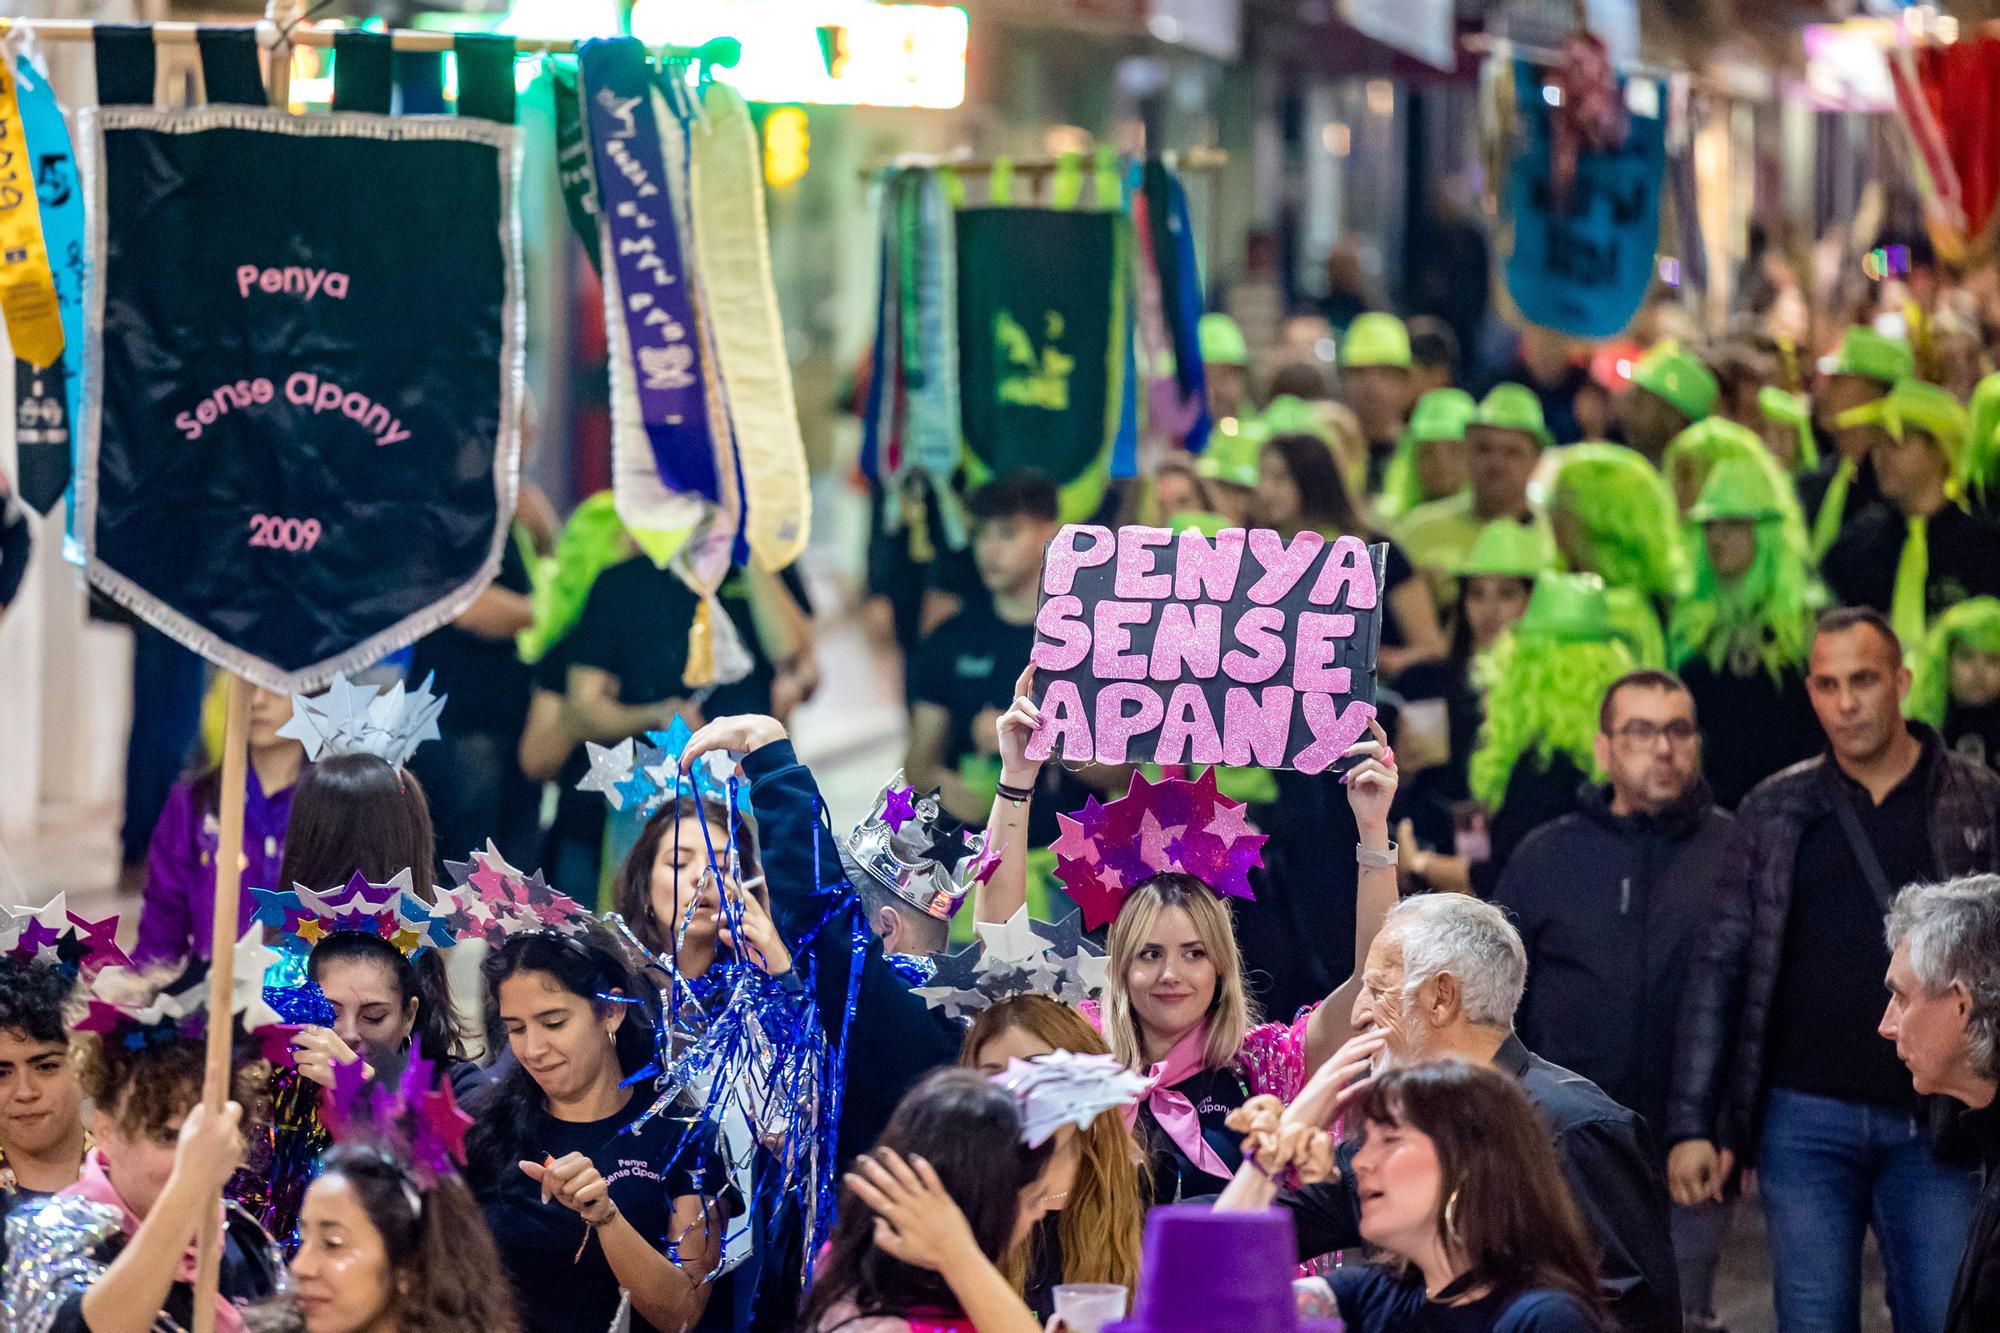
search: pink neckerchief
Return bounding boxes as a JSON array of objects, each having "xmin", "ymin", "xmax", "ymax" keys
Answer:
[
  {"xmin": 1125, "ymin": 1023, "xmax": 1235, "ymax": 1182},
  {"xmin": 64, "ymin": 1149, "xmax": 246, "ymax": 1333}
]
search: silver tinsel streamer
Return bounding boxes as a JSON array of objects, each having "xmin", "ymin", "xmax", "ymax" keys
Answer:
[{"xmin": 3, "ymin": 1197, "xmax": 128, "ymax": 1333}]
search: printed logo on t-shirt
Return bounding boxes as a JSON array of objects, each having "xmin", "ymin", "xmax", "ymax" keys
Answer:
[
  {"xmin": 956, "ymin": 654, "xmax": 996, "ymax": 679},
  {"xmin": 604, "ymin": 1157, "xmax": 668, "ymax": 1190}
]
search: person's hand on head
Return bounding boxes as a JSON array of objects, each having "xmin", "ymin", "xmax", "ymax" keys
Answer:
[
  {"xmin": 174, "ymin": 1101, "xmax": 247, "ymax": 1197},
  {"xmin": 996, "ymin": 666, "xmax": 1044, "ymax": 787},
  {"xmin": 844, "ymin": 1148, "xmax": 980, "ymax": 1274},
  {"xmin": 1284, "ymin": 1028, "xmax": 1386, "ymax": 1130},
  {"xmin": 682, "ymin": 715, "xmax": 789, "ymax": 768}
]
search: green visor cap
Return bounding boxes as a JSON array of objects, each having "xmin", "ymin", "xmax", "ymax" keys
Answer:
[
  {"xmin": 1339, "ymin": 312, "xmax": 1412, "ymax": 369},
  {"xmin": 1516, "ymin": 572, "xmax": 1614, "ymax": 643},
  {"xmin": 1836, "ymin": 377, "xmax": 1969, "ymax": 470},
  {"xmin": 1404, "ymin": 387, "xmax": 1477, "ymax": 444},
  {"xmin": 1470, "ymin": 382, "xmax": 1554, "ymax": 450},
  {"xmin": 1195, "ymin": 418, "xmax": 1267, "ymax": 488},
  {"xmin": 1689, "ymin": 456, "xmax": 1785, "ymax": 524},
  {"xmin": 1458, "ymin": 520, "xmax": 1555, "ymax": 578},
  {"xmin": 1199, "ymin": 312, "xmax": 1249, "ymax": 367},
  {"xmin": 1260, "ymin": 394, "xmax": 1335, "ymax": 444},
  {"xmin": 1824, "ymin": 325, "xmax": 1915, "ymax": 384},
  {"xmin": 1759, "ymin": 386, "xmax": 1810, "ymax": 427},
  {"xmin": 1631, "ymin": 341, "xmax": 1719, "ymax": 422}
]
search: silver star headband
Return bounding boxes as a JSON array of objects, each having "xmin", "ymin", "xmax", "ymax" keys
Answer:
[
  {"xmin": 992, "ymin": 1050, "xmax": 1151, "ymax": 1147},
  {"xmin": 278, "ymin": 673, "xmax": 446, "ymax": 770}
]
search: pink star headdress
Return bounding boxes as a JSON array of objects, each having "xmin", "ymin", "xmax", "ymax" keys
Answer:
[
  {"xmin": 0, "ymin": 893, "xmax": 131, "ymax": 979},
  {"xmin": 1052, "ymin": 768, "xmax": 1267, "ymax": 930},
  {"xmin": 439, "ymin": 842, "xmax": 592, "ymax": 945}
]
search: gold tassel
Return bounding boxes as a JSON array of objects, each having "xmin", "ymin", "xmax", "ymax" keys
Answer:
[{"xmin": 684, "ymin": 599, "xmax": 715, "ymax": 688}]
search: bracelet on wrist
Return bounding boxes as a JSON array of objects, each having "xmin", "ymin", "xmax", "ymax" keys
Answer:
[
  {"xmin": 1356, "ymin": 840, "xmax": 1399, "ymax": 870},
  {"xmin": 995, "ymin": 780, "xmax": 1033, "ymax": 805}
]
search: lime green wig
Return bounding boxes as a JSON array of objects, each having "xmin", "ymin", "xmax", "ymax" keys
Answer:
[
  {"xmin": 519, "ymin": 491, "xmax": 629, "ymax": 664},
  {"xmin": 1907, "ymin": 597, "xmax": 2000, "ymax": 727},
  {"xmin": 1469, "ymin": 631, "xmax": 1634, "ymax": 811},
  {"xmin": 1550, "ymin": 442, "xmax": 1687, "ymax": 601}
]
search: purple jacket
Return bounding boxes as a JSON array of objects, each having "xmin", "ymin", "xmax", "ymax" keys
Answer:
[{"xmin": 136, "ymin": 767, "xmax": 299, "ymax": 965}]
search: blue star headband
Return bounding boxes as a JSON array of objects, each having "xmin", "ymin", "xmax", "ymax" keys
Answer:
[{"xmin": 576, "ymin": 714, "xmax": 735, "ymax": 815}]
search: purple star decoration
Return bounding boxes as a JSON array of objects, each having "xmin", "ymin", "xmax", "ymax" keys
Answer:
[
  {"xmin": 880, "ymin": 785, "xmax": 919, "ymax": 834},
  {"xmin": 1053, "ymin": 769, "xmax": 1266, "ymax": 930}
]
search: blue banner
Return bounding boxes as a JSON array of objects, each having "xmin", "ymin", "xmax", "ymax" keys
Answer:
[
  {"xmin": 1502, "ymin": 61, "xmax": 1665, "ymax": 339},
  {"xmin": 12, "ymin": 54, "xmax": 85, "ymax": 518}
]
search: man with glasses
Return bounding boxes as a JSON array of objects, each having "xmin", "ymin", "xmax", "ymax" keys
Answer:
[
  {"xmin": 1672, "ymin": 607, "xmax": 1997, "ymax": 1333},
  {"xmin": 1497, "ymin": 669, "xmax": 1734, "ymax": 1331}
]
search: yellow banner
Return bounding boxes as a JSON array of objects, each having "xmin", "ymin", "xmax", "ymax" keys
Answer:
[{"xmin": 0, "ymin": 62, "xmax": 63, "ymax": 369}]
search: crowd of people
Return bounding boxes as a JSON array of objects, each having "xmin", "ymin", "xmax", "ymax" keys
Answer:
[{"xmin": 5, "ymin": 298, "xmax": 2000, "ymax": 1333}]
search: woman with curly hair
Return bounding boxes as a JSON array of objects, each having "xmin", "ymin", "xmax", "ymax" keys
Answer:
[
  {"xmin": 959, "ymin": 996, "xmax": 1146, "ymax": 1317},
  {"xmin": 1404, "ymin": 574, "xmax": 1635, "ymax": 897},
  {"xmin": 1667, "ymin": 457, "xmax": 1823, "ymax": 807},
  {"xmin": 289, "ymin": 1140, "xmax": 520, "ymax": 1333},
  {"xmin": 1547, "ymin": 442, "xmax": 1686, "ymax": 667}
]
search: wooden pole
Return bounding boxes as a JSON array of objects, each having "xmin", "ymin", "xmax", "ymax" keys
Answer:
[{"xmin": 190, "ymin": 673, "xmax": 250, "ymax": 1333}]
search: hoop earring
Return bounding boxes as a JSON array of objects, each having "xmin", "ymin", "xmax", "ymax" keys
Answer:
[{"xmin": 1443, "ymin": 1188, "xmax": 1462, "ymax": 1244}]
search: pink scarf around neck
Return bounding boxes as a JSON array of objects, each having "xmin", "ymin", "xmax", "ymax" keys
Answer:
[
  {"xmin": 64, "ymin": 1149, "xmax": 246, "ymax": 1333},
  {"xmin": 1125, "ymin": 1023, "xmax": 1235, "ymax": 1182}
]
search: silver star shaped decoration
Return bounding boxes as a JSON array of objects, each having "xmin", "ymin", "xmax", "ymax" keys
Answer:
[{"xmin": 577, "ymin": 739, "xmax": 638, "ymax": 809}]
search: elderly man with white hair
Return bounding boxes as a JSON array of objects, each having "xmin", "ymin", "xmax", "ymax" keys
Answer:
[
  {"xmin": 1219, "ymin": 893, "xmax": 1682, "ymax": 1333},
  {"xmin": 1880, "ymin": 875, "xmax": 2000, "ymax": 1333}
]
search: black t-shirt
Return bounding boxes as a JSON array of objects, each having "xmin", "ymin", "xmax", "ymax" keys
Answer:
[
  {"xmin": 410, "ymin": 523, "xmax": 535, "ymax": 737},
  {"xmin": 1374, "ymin": 540, "xmax": 1418, "ymax": 653},
  {"xmin": 1139, "ymin": 1063, "xmax": 1251, "ymax": 1205},
  {"xmin": 1798, "ymin": 450, "xmax": 1883, "ymax": 533},
  {"xmin": 567, "ymin": 556, "xmax": 705, "ymax": 711},
  {"xmin": 1945, "ymin": 700, "xmax": 2000, "ymax": 776},
  {"xmin": 1765, "ymin": 738, "xmax": 1941, "ymax": 1107},
  {"xmin": 1822, "ymin": 503, "xmax": 2000, "ymax": 625},
  {"xmin": 1677, "ymin": 656, "xmax": 1822, "ymax": 811},
  {"xmin": 479, "ymin": 1092, "xmax": 729, "ymax": 1333},
  {"xmin": 1334, "ymin": 1266, "xmax": 1605, "ymax": 1333}
]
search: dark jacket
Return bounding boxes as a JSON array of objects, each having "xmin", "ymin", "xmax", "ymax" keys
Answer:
[
  {"xmin": 742, "ymin": 739, "xmax": 963, "ymax": 1168},
  {"xmin": 1279, "ymin": 1036, "xmax": 1680, "ymax": 1333},
  {"xmin": 1945, "ymin": 1098, "xmax": 2000, "ymax": 1333},
  {"xmin": 1498, "ymin": 780, "xmax": 1734, "ymax": 1153},
  {"xmin": 1470, "ymin": 751, "xmax": 1590, "ymax": 900},
  {"xmin": 1669, "ymin": 727, "xmax": 2000, "ymax": 1156}
]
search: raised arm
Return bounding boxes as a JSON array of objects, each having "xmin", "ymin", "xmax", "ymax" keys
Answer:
[
  {"xmin": 1304, "ymin": 720, "xmax": 1399, "ymax": 1077},
  {"xmin": 975, "ymin": 666, "xmax": 1040, "ymax": 926}
]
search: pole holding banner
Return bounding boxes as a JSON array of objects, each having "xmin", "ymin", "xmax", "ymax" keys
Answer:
[{"xmin": 190, "ymin": 673, "xmax": 249, "ymax": 1333}]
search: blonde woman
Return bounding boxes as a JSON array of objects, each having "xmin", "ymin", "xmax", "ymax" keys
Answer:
[
  {"xmin": 979, "ymin": 673, "xmax": 1399, "ymax": 1201},
  {"xmin": 960, "ymin": 997, "xmax": 1146, "ymax": 1318}
]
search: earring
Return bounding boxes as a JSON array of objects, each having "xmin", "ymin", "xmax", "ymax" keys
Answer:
[{"xmin": 1443, "ymin": 1188, "xmax": 1462, "ymax": 1244}]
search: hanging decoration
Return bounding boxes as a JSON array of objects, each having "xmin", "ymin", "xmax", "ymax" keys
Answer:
[{"xmin": 1889, "ymin": 36, "xmax": 2000, "ymax": 266}]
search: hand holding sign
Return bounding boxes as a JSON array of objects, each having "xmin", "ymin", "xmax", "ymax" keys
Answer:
[{"xmin": 1026, "ymin": 525, "xmax": 1385, "ymax": 775}]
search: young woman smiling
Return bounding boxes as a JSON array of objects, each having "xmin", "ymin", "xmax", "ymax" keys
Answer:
[
  {"xmin": 289, "ymin": 1141, "xmax": 519, "ymax": 1333},
  {"xmin": 466, "ymin": 931, "xmax": 727, "ymax": 1333},
  {"xmin": 981, "ymin": 671, "xmax": 1401, "ymax": 1202}
]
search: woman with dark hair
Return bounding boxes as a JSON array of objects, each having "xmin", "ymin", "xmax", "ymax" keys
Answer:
[
  {"xmin": 800, "ymin": 1068, "xmax": 1078, "ymax": 1333},
  {"xmin": 135, "ymin": 682, "xmax": 306, "ymax": 964},
  {"xmin": 1255, "ymin": 432, "xmax": 1445, "ymax": 677},
  {"xmin": 1298, "ymin": 1059, "xmax": 1607, "ymax": 1332},
  {"xmin": 275, "ymin": 753, "xmax": 479, "ymax": 1101},
  {"xmin": 614, "ymin": 793, "xmax": 788, "ymax": 993},
  {"xmin": 467, "ymin": 930, "xmax": 726, "ymax": 1333},
  {"xmin": 289, "ymin": 1141, "xmax": 520, "ymax": 1333}
]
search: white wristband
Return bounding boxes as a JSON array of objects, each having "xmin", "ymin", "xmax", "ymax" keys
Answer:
[{"xmin": 1356, "ymin": 840, "xmax": 1399, "ymax": 870}]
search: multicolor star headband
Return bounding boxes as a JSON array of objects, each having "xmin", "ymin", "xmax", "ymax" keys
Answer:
[
  {"xmin": 251, "ymin": 870, "xmax": 458, "ymax": 958},
  {"xmin": 0, "ymin": 893, "xmax": 131, "ymax": 979},
  {"xmin": 992, "ymin": 1050, "xmax": 1151, "ymax": 1147},
  {"xmin": 277, "ymin": 673, "xmax": 446, "ymax": 770},
  {"xmin": 915, "ymin": 906, "xmax": 1111, "ymax": 1021},
  {"xmin": 73, "ymin": 927, "xmax": 297, "ymax": 1065},
  {"xmin": 324, "ymin": 1053, "xmax": 474, "ymax": 1179},
  {"xmin": 439, "ymin": 842, "xmax": 593, "ymax": 945},
  {"xmin": 838, "ymin": 774, "xmax": 987, "ymax": 921},
  {"xmin": 1051, "ymin": 768, "xmax": 1267, "ymax": 930},
  {"xmin": 575, "ymin": 714, "xmax": 735, "ymax": 815}
]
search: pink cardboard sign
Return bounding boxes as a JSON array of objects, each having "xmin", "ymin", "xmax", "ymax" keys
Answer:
[{"xmin": 1026, "ymin": 524, "xmax": 1385, "ymax": 774}]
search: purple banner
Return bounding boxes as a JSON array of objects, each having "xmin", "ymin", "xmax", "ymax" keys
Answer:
[{"xmin": 577, "ymin": 37, "xmax": 719, "ymax": 503}]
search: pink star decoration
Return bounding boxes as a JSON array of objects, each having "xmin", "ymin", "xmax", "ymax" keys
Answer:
[{"xmin": 1053, "ymin": 767, "xmax": 1267, "ymax": 929}]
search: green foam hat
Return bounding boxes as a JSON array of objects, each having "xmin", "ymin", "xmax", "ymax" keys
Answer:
[
  {"xmin": 1516, "ymin": 572, "xmax": 1614, "ymax": 644},
  {"xmin": 1908, "ymin": 597, "xmax": 2000, "ymax": 726},
  {"xmin": 1688, "ymin": 456, "xmax": 1784, "ymax": 524},
  {"xmin": 1195, "ymin": 418, "xmax": 1266, "ymax": 489},
  {"xmin": 1631, "ymin": 341, "xmax": 1718, "ymax": 423},
  {"xmin": 1260, "ymin": 394, "xmax": 1335, "ymax": 444},
  {"xmin": 1405, "ymin": 387, "xmax": 1477, "ymax": 444},
  {"xmin": 1470, "ymin": 382, "xmax": 1554, "ymax": 450},
  {"xmin": 1338, "ymin": 312, "xmax": 1412, "ymax": 370},
  {"xmin": 1458, "ymin": 520, "xmax": 1555, "ymax": 579},
  {"xmin": 1168, "ymin": 509, "xmax": 1229, "ymax": 537},
  {"xmin": 1825, "ymin": 325, "xmax": 1915, "ymax": 384},
  {"xmin": 1758, "ymin": 386, "xmax": 1820, "ymax": 471},
  {"xmin": 1835, "ymin": 377, "xmax": 1969, "ymax": 472},
  {"xmin": 1198, "ymin": 313, "xmax": 1249, "ymax": 368}
]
